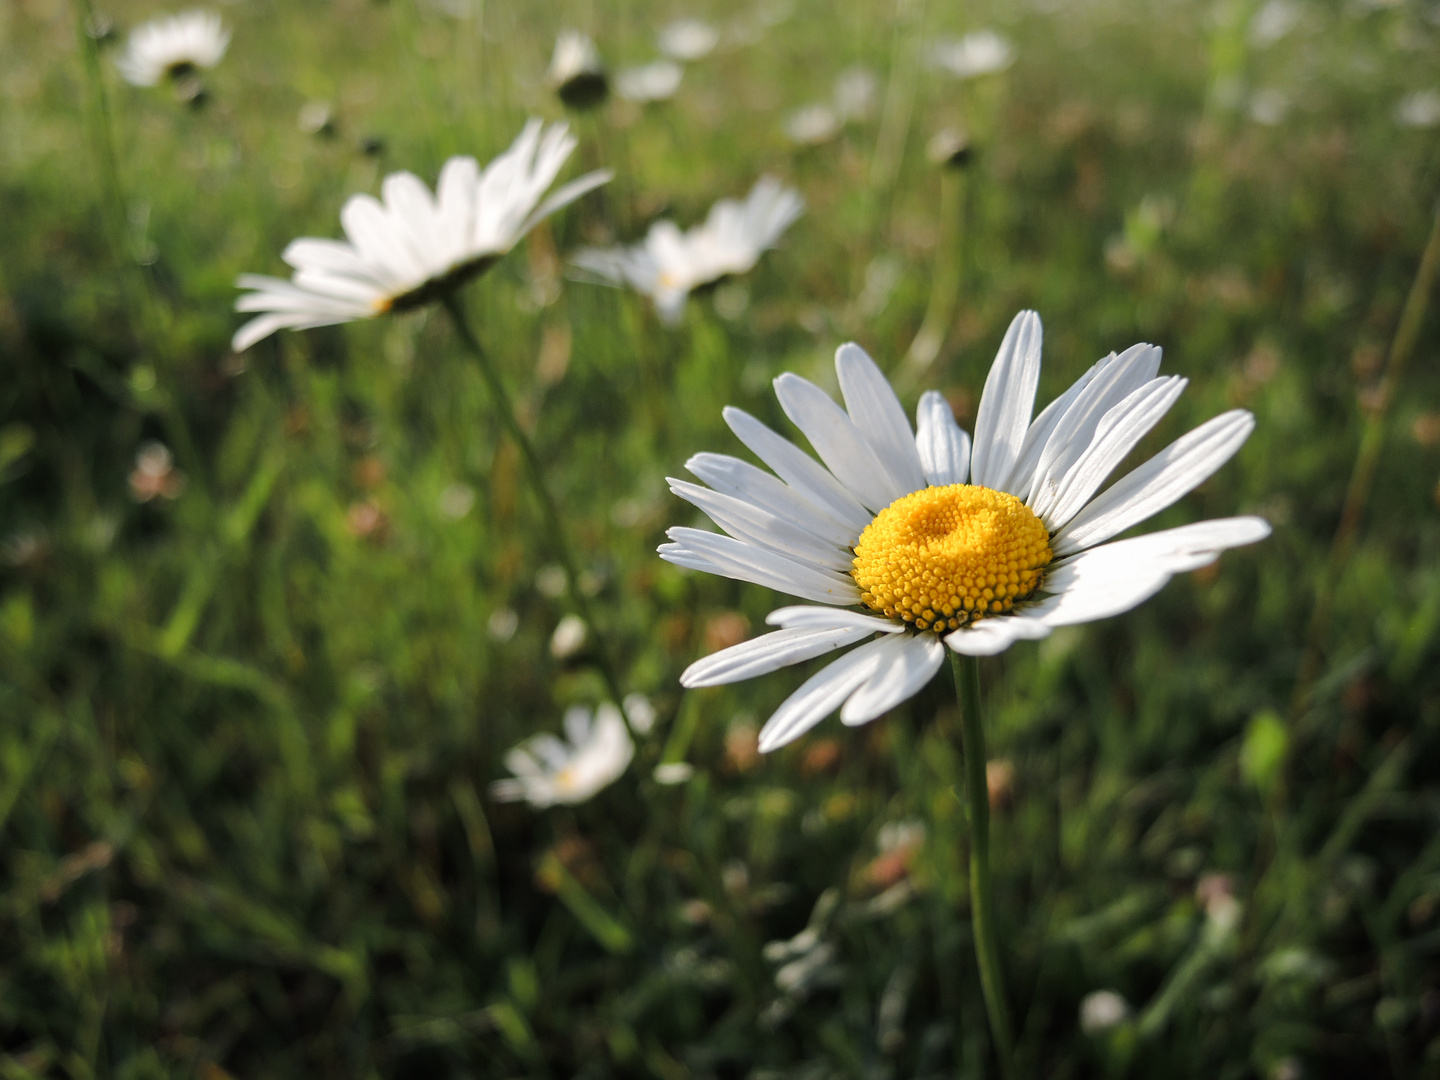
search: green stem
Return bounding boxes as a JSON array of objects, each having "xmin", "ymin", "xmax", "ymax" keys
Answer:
[
  {"xmin": 949, "ymin": 652, "xmax": 1017, "ymax": 1080},
  {"xmin": 898, "ymin": 168, "xmax": 967, "ymax": 391},
  {"xmin": 441, "ymin": 294, "xmax": 630, "ymax": 722},
  {"xmin": 1288, "ymin": 198, "xmax": 1440, "ymax": 729}
]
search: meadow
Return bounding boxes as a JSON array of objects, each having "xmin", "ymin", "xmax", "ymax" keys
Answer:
[{"xmin": 3, "ymin": 0, "xmax": 1440, "ymax": 1075}]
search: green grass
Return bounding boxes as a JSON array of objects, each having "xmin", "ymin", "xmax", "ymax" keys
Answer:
[{"xmin": 3, "ymin": 0, "xmax": 1440, "ymax": 1076}]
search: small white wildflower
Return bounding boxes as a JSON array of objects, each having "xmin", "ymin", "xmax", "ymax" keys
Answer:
[
  {"xmin": 622, "ymin": 693, "xmax": 658, "ymax": 734},
  {"xmin": 653, "ymin": 762, "xmax": 695, "ymax": 784},
  {"xmin": 833, "ymin": 66, "xmax": 879, "ymax": 122},
  {"xmin": 573, "ymin": 176, "xmax": 803, "ymax": 324},
  {"xmin": 438, "ymin": 482, "xmax": 475, "ymax": 519},
  {"xmin": 1079, "ymin": 990, "xmax": 1131, "ymax": 1035},
  {"xmin": 115, "ymin": 11, "xmax": 229, "ymax": 88},
  {"xmin": 491, "ymin": 703, "xmax": 633, "ymax": 806},
  {"xmin": 487, "ymin": 607, "xmax": 519, "ymax": 642},
  {"xmin": 550, "ymin": 614, "xmax": 588, "ymax": 658},
  {"xmin": 929, "ymin": 30, "xmax": 1014, "ymax": 79},
  {"xmin": 784, "ymin": 104, "xmax": 841, "ymax": 145},
  {"xmin": 615, "ymin": 60, "xmax": 683, "ymax": 103},
  {"xmin": 658, "ymin": 19, "xmax": 719, "ymax": 61},
  {"xmin": 549, "ymin": 30, "xmax": 608, "ymax": 109},
  {"xmin": 1397, "ymin": 90, "xmax": 1440, "ymax": 129}
]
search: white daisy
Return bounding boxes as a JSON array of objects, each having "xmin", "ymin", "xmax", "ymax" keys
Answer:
[
  {"xmin": 615, "ymin": 59, "xmax": 684, "ymax": 103},
  {"xmin": 833, "ymin": 66, "xmax": 880, "ymax": 123},
  {"xmin": 662, "ymin": 311, "xmax": 1269, "ymax": 752},
  {"xmin": 657, "ymin": 18, "xmax": 719, "ymax": 62},
  {"xmin": 548, "ymin": 30, "xmax": 608, "ymax": 109},
  {"xmin": 232, "ymin": 120, "xmax": 610, "ymax": 351},
  {"xmin": 490, "ymin": 703, "xmax": 634, "ymax": 807},
  {"xmin": 784, "ymin": 104, "xmax": 841, "ymax": 146},
  {"xmin": 929, "ymin": 30, "xmax": 1014, "ymax": 80},
  {"xmin": 571, "ymin": 176, "xmax": 803, "ymax": 324},
  {"xmin": 115, "ymin": 10, "xmax": 229, "ymax": 88},
  {"xmin": 1397, "ymin": 90, "xmax": 1440, "ymax": 129}
]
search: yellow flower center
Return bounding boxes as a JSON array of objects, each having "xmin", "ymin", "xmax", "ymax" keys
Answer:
[{"xmin": 851, "ymin": 484, "xmax": 1052, "ymax": 633}]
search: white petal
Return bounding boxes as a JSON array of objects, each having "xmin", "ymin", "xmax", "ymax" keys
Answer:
[
  {"xmin": 517, "ymin": 169, "xmax": 613, "ymax": 239},
  {"xmin": 765, "ymin": 607, "xmax": 903, "ymax": 633},
  {"xmin": 232, "ymin": 312, "xmax": 317, "ymax": 351},
  {"xmin": 660, "ymin": 528, "xmax": 862, "ymax": 605},
  {"xmin": 835, "ymin": 343, "xmax": 927, "ymax": 496},
  {"xmin": 970, "ymin": 310, "xmax": 1042, "ymax": 489},
  {"xmin": 723, "ymin": 408, "xmax": 872, "ymax": 532},
  {"xmin": 944, "ymin": 615, "xmax": 1052, "ymax": 656},
  {"xmin": 840, "ymin": 633, "xmax": 946, "ymax": 724},
  {"xmin": 1003, "ymin": 352, "xmax": 1113, "ymax": 498},
  {"xmin": 681, "ymin": 625, "xmax": 877, "ymax": 687},
  {"xmin": 667, "ymin": 478, "xmax": 854, "ymax": 572},
  {"xmin": 1053, "ymin": 410, "xmax": 1256, "ymax": 556},
  {"xmin": 1033, "ymin": 516, "xmax": 1271, "ymax": 627},
  {"xmin": 685, "ymin": 452, "xmax": 859, "ymax": 548},
  {"xmin": 773, "ymin": 373, "xmax": 899, "ymax": 512},
  {"xmin": 915, "ymin": 391, "xmax": 971, "ymax": 487},
  {"xmin": 758, "ymin": 635, "xmax": 908, "ymax": 752},
  {"xmin": 1039, "ymin": 376, "xmax": 1188, "ymax": 531},
  {"xmin": 1025, "ymin": 343, "xmax": 1161, "ymax": 511}
]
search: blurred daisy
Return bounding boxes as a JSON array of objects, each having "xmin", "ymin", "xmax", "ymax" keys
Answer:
[
  {"xmin": 615, "ymin": 59, "xmax": 683, "ymax": 103},
  {"xmin": 784, "ymin": 104, "xmax": 841, "ymax": 145},
  {"xmin": 833, "ymin": 66, "xmax": 879, "ymax": 122},
  {"xmin": 1397, "ymin": 90, "xmax": 1440, "ymax": 129},
  {"xmin": 663, "ymin": 311, "xmax": 1268, "ymax": 751},
  {"xmin": 549, "ymin": 30, "xmax": 608, "ymax": 109},
  {"xmin": 129, "ymin": 442, "xmax": 185, "ymax": 502},
  {"xmin": 572, "ymin": 176, "xmax": 802, "ymax": 324},
  {"xmin": 658, "ymin": 18, "xmax": 719, "ymax": 61},
  {"xmin": 491, "ymin": 703, "xmax": 634, "ymax": 806},
  {"xmin": 115, "ymin": 10, "xmax": 229, "ymax": 87},
  {"xmin": 929, "ymin": 30, "xmax": 1014, "ymax": 79},
  {"xmin": 232, "ymin": 120, "xmax": 610, "ymax": 351}
]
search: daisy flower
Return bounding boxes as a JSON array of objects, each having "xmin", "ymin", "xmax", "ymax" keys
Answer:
[
  {"xmin": 657, "ymin": 18, "xmax": 719, "ymax": 62},
  {"xmin": 490, "ymin": 703, "xmax": 634, "ymax": 807},
  {"xmin": 115, "ymin": 10, "xmax": 229, "ymax": 88},
  {"xmin": 662, "ymin": 311, "xmax": 1268, "ymax": 752},
  {"xmin": 784, "ymin": 104, "xmax": 842, "ymax": 146},
  {"xmin": 231, "ymin": 120, "xmax": 611, "ymax": 351},
  {"xmin": 614, "ymin": 59, "xmax": 684, "ymax": 103},
  {"xmin": 929, "ymin": 30, "xmax": 1014, "ymax": 80},
  {"xmin": 548, "ymin": 30, "xmax": 608, "ymax": 109},
  {"xmin": 571, "ymin": 176, "xmax": 803, "ymax": 324}
]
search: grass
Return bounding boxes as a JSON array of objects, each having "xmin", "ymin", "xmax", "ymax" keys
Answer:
[{"xmin": 3, "ymin": 0, "xmax": 1440, "ymax": 1076}]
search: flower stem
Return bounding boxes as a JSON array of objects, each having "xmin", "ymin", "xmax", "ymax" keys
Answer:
[
  {"xmin": 1288, "ymin": 198, "xmax": 1440, "ymax": 729},
  {"xmin": 949, "ymin": 651, "xmax": 1017, "ymax": 1080},
  {"xmin": 441, "ymin": 294, "xmax": 630, "ymax": 723}
]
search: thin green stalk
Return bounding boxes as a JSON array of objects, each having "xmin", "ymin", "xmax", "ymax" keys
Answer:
[
  {"xmin": 949, "ymin": 652, "xmax": 1017, "ymax": 1080},
  {"xmin": 898, "ymin": 168, "xmax": 967, "ymax": 391},
  {"xmin": 1288, "ymin": 198, "xmax": 1440, "ymax": 729},
  {"xmin": 441, "ymin": 294, "xmax": 630, "ymax": 722}
]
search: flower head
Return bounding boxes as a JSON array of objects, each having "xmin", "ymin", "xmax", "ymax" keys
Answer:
[
  {"xmin": 662, "ymin": 311, "xmax": 1268, "ymax": 751},
  {"xmin": 549, "ymin": 31, "xmax": 608, "ymax": 109},
  {"xmin": 657, "ymin": 18, "xmax": 719, "ymax": 62},
  {"xmin": 115, "ymin": 10, "xmax": 229, "ymax": 87},
  {"xmin": 491, "ymin": 703, "xmax": 634, "ymax": 807},
  {"xmin": 615, "ymin": 59, "xmax": 683, "ymax": 103},
  {"xmin": 784, "ymin": 104, "xmax": 841, "ymax": 146},
  {"xmin": 929, "ymin": 30, "xmax": 1014, "ymax": 80},
  {"xmin": 232, "ymin": 120, "xmax": 610, "ymax": 351},
  {"xmin": 572, "ymin": 177, "xmax": 803, "ymax": 324}
]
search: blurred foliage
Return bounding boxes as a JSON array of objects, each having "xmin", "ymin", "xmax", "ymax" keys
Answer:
[{"xmin": 3, "ymin": 0, "xmax": 1440, "ymax": 1076}]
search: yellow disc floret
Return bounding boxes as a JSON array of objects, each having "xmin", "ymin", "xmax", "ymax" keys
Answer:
[{"xmin": 852, "ymin": 484, "xmax": 1052, "ymax": 633}]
